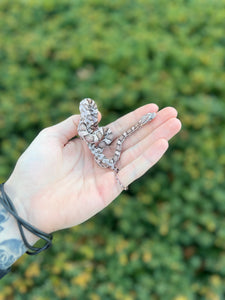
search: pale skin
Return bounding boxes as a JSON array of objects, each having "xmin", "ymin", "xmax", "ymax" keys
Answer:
[{"xmin": 4, "ymin": 103, "xmax": 181, "ymax": 245}]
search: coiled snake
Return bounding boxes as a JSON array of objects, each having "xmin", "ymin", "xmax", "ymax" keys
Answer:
[{"xmin": 78, "ymin": 98, "xmax": 156, "ymax": 190}]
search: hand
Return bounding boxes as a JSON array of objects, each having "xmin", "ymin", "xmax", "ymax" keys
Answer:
[{"xmin": 4, "ymin": 103, "xmax": 181, "ymax": 234}]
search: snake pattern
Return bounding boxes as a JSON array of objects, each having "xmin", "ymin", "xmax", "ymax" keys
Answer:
[{"xmin": 78, "ymin": 98, "xmax": 156, "ymax": 190}]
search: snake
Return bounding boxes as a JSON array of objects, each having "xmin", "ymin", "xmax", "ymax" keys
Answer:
[{"xmin": 77, "ymin": 98, "xmax": 156, "ymax": 190}]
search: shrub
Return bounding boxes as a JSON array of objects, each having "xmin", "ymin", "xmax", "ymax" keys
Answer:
[{"xmin": 0, "ymin": 0, "xmax": 224, "ymax": 299}]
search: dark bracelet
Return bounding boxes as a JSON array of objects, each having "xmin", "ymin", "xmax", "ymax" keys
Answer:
[{"xmin": 0, "ymin": 183, "xmax": 53, "ymax": 255}]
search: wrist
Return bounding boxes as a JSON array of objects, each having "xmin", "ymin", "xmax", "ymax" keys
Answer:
[{"xmin": 3, "ymin": 181, "xmax": 40, "ymax": 246}]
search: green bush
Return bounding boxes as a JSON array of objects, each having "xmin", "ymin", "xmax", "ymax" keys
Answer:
[{"xmin": 0, "ymin": 0, "xmax": 224, "ymax": 299}]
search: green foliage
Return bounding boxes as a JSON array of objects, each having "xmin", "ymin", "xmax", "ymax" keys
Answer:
[{"xmin": 0, "ymin": 0, "xmax": 225, "ymax": 299}]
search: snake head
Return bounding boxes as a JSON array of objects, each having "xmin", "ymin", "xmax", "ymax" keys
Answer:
[{"xmin": 79, "ymin": 98, "xmax": 97, "ymax": 114}]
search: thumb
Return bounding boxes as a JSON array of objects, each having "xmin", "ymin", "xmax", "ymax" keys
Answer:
[{"xmin": 50, "ymin": 112, "xmax": 102, "ymax": 145}]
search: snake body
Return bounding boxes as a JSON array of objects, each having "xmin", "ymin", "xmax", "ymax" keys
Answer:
[{"xmin": 78, "ymin": 98, "xmax": 156, "ymax": 189}]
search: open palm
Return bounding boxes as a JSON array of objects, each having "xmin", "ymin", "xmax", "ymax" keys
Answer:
[{"xmin": 5, "ymin": 103, "xmax": 181, "ymax": 234}]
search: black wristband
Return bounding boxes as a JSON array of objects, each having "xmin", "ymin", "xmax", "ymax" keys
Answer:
[{"xmin": 0, "ymin": 183, "xmax": 53, "ymax": 255}]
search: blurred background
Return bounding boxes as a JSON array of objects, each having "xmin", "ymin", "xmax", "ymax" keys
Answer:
[{"xmin": 0, "ymin": 0, "xmax": 224, "ymax": 299}]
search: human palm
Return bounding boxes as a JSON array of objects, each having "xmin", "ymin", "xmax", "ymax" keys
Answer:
[{"xmin": 5, "ymin": 103, "xmax": 181, "ymax": 234}]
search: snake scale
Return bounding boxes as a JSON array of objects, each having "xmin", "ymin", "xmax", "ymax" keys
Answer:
[{"xmin": 78, "ymin": 98, "xmax": 156, "ymax": 190}]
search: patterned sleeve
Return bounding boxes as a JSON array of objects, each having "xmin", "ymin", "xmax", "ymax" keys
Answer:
[{"xmin": 0, "ymin": 267, "xmax": 11, "ymax": 279}]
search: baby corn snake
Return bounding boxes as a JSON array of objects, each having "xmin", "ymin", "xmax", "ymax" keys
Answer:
[{"xmin": 78, "ymin": 98, "xmax": 156, "ymax": 190}]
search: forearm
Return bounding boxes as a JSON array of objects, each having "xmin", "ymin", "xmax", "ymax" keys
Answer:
[
  {"xmin": 0, "ymin": 201, "xmax": 26, "ymax": 274},
  {"xmin": 0, "ymin": 187, "xmax": 39, "ymax": 276}
]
